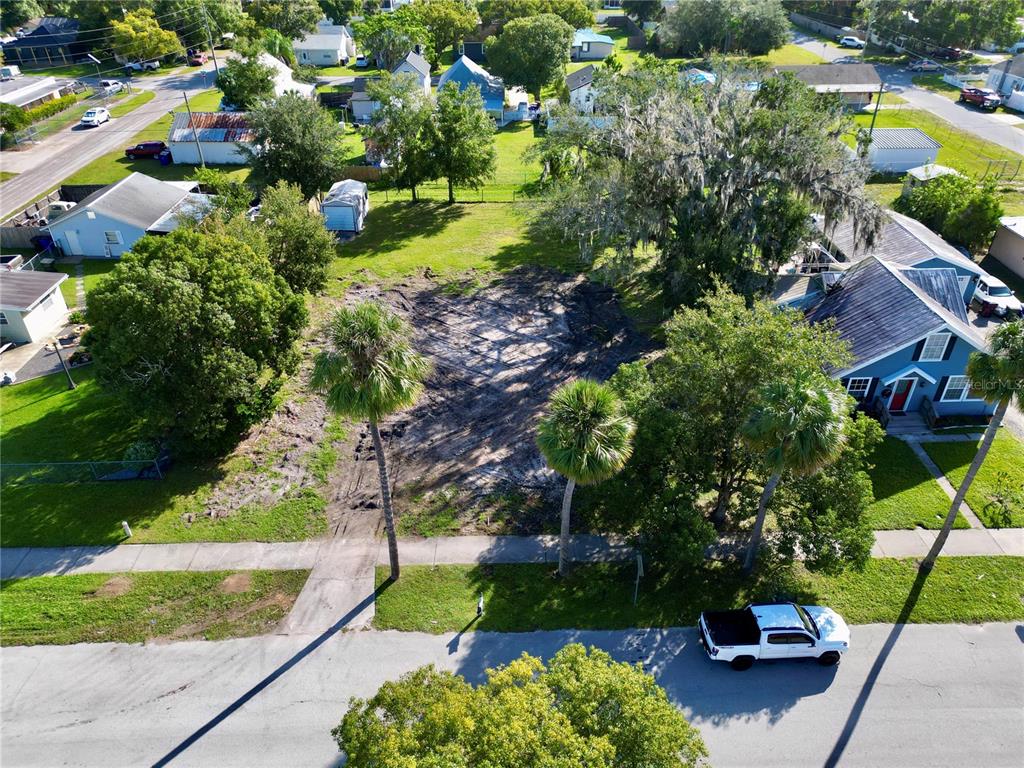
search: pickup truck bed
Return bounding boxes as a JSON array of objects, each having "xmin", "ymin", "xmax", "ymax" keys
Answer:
[{"xmin": 702, "ymin": 608, "xmax": 759, "ymax": 647}]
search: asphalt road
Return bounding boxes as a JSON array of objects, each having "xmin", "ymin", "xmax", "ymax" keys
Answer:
[
  {"xmin": 0, "ymin": 64, "xmax": 220, "ymax": 219},
  {"xmin": 2, "ymin": 622, "xmax": 1021, "ymax": 767}
]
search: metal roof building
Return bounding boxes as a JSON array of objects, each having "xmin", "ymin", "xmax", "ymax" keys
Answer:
[{"xmin": 167, "ymin": 112, "xmax": 255, "ymax": 165}]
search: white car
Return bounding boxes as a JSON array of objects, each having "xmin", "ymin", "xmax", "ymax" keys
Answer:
[
  {"xmin": 972, "ymin": 276, "xmax": 1023, "ymax": 318},
  {"xmin": 908, "ymin": 59, "xmax": 940, "ymax": 72},
  {"xmin": 99, "ymin": 79, "xmax": 124, "ymax": 95},
  {"xmin": 839, "ymin": 36, "xmax": 866, "ymax": 49},
  {"xmin": 699, "ymin": 602, "xmax": 850, "ymax": 671},
  {"xmin": 80, "ymin": 107, "xmax": 111, "ymax": 127}
]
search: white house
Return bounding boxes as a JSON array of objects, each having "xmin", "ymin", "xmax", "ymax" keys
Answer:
[
  {"xmin": 0, "ymin": 270, "xmax": 68, "ymax": 343},
  {"xmin": 258, "ymin": 51, "xmax": 316, "ymax": 99},
  {"xmin": 987, "ymin": 54, "xmax": 1024, "ymax": 95},
  {"xmin": 392, "ymin": 51, "xmax": 431, "ymax": 94},
  {"xmin": 46, "ymin": 173, "xmax": 209, "ymax": 258},
  {"xmin": 349, "ymin": 86, "xmax": 381, "ymax": 123},
  {"xmin": 989, "ymin": 216, "xmax": 1024, "ymax": 279},
  {"xmin": 168, "ymin": 111, "xmax": 254, "ymax": 165},
  {"xmin": 320, "ymin": 180, "xmax": 369, "ymax": 233},
  {"xmin": 0, "ymin": 74, "xmax": 71, "ymax": 109},
  {"xmin": 571, "ymin": 29, "xmax": 614, "ymax": 61},
  {"xmin": 866, "ymin": 128, "xmax": 941, "ymax": 173},
  {"xmin": 566, "ymin": 64, "xmax": 595, "ymax": 112},
  {"xmin": 292, "ymin": 19, "xmax": 356, "ymax": 66}
]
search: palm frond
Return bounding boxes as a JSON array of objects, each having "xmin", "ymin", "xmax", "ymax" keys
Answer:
[
  {"xmin": 311, "ymin": 302, "xmax": 431, "ymax": 422},
  {"xmin": 536, "ymin": 379, "xmax": 636, "ymax": 485}
]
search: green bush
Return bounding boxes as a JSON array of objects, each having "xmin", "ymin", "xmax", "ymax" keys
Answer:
[
  {"xmin": 895, "ymin": 173, "xmax": 1003, "ymax": 253},
  {"xmin": 24, "ymin": 93, "xmax": 78, "ymax": 124}
]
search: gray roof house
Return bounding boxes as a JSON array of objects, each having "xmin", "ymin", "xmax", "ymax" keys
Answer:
[
  {"xmin": 818, "ymin": 209, "xmax": 984, "ymax": 301},
  {"xmin": 792, "ymin": 255, "xmax": 995, "ymax": 426},
  {"xmin": 566, "ymin": 64, "xmax": 596, "ymax": 113},
  {"xmin": 987, "ymin": 53, "xmax": 1024, "ymax": 94},
  {"xmin": 46, "ymin": 173, "xmax": 209, "ymax": 258},
  {"xmin": 773, "ymin": 63, "xmax": 881, "ymax": 107},
  {"xmin": 391, "ymin": 51, "xmax": 431, "ymax": 94}
]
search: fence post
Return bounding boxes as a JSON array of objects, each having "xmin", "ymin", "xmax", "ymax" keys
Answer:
[{"xmin": 152, "ymin": 459, "xmax": 163, "ymax": 479}]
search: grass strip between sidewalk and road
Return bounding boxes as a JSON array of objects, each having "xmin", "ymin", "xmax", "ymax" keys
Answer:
[
  {"xmin": 373, "ymin": 557, "xmax": 1024, "ymax": 633},
  {"xmin": 0, "ymin": 569, "xmax": 310, "ymax": 646}
]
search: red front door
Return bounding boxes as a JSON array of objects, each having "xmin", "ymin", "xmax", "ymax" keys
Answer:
[{"xmin": 889, "ymin": 378, "xmax": 914, "ymax": 412}]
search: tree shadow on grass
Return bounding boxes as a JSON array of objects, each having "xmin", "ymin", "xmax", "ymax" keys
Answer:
[{"xmin": 335, "ymin": 201, "xmax": 468, "ymax": 260}]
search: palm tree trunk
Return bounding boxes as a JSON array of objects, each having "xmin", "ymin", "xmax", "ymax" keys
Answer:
[
  {"xmin": 921, "ymin": 398, "xmax": 1009, "ymax": 572},
  {"xmin": 370, "ymin": 420, "xmax": 400, "ymax": 581},
  {"xmin": 557, "ymin": 478, "xmax": 576, "ymax": 577},
  {"xmin": 743, "ymin": 471, "xmax": 781, "ymax": 574}
]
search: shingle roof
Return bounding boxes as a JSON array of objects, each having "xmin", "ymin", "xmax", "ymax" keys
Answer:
[
  {"xmin": 773, "ymin": 63, "xmax": 881, "ymax": 89},
  {"xmin": 820, "ymin": 210, "xmax": 982, "ymax": 275},
  {"xmin": 292, "ymin": 26, "xmax": 350, "ymax": 50},
  {"xmin": 868, "ymin": 127, "xmax": 941, "ymax": 150},
  {"xmin": 437, "ymin": 55, "xmax": 504, "ymax": 109},
  {"xmin": 168, "ymin": 111, "xmax": 254, "ymax": 143},
  {"xmin": 47, "ymin": 173, "xmax": 192, "ymax": 231},
  {"xmin": 394, "ymin": 51, "xmax": 430, "ymax": 78},
  {"xmin": 0, "ymin": 270, "xmax": 66, "ymax": 312},
  {"xmin": 771, "ymin": 273, "xmax": 824, "ymax": 305},
  {"xmin": 566, "ymin": 64, "xmax": 595, "ymax": 92},
  {"xmin": 573, "ymin": 29, "xmax": 613, "ymax": 46},
  {"xmin": 6, "ymin": 16, "xmax": 78, "ymax": 48},
  {"xmin": 804, "ymin": 257, "xmax": 985, "ymax": 372},
  {"xmin": 990, "ymin": 53, "xmax": 1024, "ymax": 79}
]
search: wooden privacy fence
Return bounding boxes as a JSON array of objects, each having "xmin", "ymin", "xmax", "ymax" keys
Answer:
[{"xmin": 1, "ymin": 184, "xmax": 107, "ymax": 249}]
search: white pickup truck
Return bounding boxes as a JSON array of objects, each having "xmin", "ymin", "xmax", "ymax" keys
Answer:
[{"xmin": 698, "ymin": 602, "xmax": 850, "ymax": 671}]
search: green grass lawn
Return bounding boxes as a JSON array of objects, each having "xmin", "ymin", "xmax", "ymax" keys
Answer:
[
  {"xmin": 850, "ymin": 109, "xmax": 1022, "ymax": 178},
  {"xmin": 923, "ymin": 434, "xmax": 1024, "ymax": 527},
  {"xmin": 108, "ymin": 89, "xmax": 156, "ymax": 117},
  {"xmin": 64, "ymin": 89, "xmax": 250, "ymax": 186},
  {"xmin": 52, "ymin": 260, "xmax": 118, "ymax": 307},
  {"xmin": 0, "ymin": 569, "xmax": 309, "ymax": 645},
  {"xmin": 0, "ymin": 369, "xmax": 329, "ymax": 546},
  {"xmin": 373, "ymin": 556, "xmax": 1024, "ymax": 632},
  {"xmin": 866, "ymin": 437, "xmax": 968, "ymax": 529},
  {"xmin": 0, "ymin": 171, "xmax": 18, "ymax": 182},
  {"xmin": 912, "ymin": 73, "xmax": 962, "ymax": 100},
  {"xmin": 331, "ymin": 201, "xmax": 580, "ymax": 285},
  {"xmin": 751, "ymin": 44, "xmax": 826, "ymax": 66}
]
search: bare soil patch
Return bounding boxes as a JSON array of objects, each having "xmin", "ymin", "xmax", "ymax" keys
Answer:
[
  {"xmin": 333, "ymin": 268, "xmax": 650, "ymax": 535},
  {"xmin": 218, "ymin": 572, "xmax": 252, "ymax": 594},
  {"xmin": 92, "ymin": 575, "xmax": 132, "ymax": 598}
]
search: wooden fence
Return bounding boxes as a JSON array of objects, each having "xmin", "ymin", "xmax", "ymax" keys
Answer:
[{"xmin": 0, "ymin": 184, "xmax": 106, "ymax": 250}]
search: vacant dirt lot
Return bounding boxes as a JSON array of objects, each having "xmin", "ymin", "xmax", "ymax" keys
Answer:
[{"xmin": 331, "ymin": 268, "xmax": 650, "ymax": 535}]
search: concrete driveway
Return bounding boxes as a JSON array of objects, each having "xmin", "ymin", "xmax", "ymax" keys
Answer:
[{"xmin": 2, "ymin": 622, "xmax": 1022, "ymax": 767}]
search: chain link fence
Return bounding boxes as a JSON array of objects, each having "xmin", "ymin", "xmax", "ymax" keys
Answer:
[{"xmin": 1, "ymin": 459, "xmax": 167, "ymax": 485}]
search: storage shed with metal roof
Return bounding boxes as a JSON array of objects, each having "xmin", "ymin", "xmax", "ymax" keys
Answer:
[
  {"xmin": 167, "ymin": 112, "xmax": 255, "ymax": 165},
  {"xmin": 865, "ymin": 128, "xmax": 941, "ymax": 173}
]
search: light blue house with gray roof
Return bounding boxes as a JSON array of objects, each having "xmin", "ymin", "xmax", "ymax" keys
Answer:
[
  {"xmin": 437, "ymin": 55, "xmax": 507, "ymax": 119},
  {"xmin": 794, "ymin": 256, "xmax": 995, "ymax": 429}
]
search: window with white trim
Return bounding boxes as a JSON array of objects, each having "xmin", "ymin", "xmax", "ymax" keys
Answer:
[
  {"xmin": 943, "ymin": 375, "xmax": 969, "ymax": 401},
  {"xmin": 920, "ymin": 333, "xmax": 950, "ymax": 362},
  {"xmin": 104, "ymin": 231, "xmax": 122, "ymax": 244},
  {"xmin": 846, "ymin": 377, "xmax": 871, "ymax": 399}
]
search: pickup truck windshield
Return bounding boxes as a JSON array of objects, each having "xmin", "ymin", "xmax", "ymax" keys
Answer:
[{"xmin": 797, "ymin": 606, "xmax": 819, "ymax": 638}]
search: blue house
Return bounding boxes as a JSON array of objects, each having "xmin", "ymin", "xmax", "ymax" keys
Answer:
[
  {"xmin": 437, "ymin": 55, "xmax": 506, "ymax": 120},
  {"xmin": 796, "ymin": 256, "xmax": 995, "ymax": 428},
  {"xmin": 817, "ymin": 210, "xmax": 985, "ymax": 303}
]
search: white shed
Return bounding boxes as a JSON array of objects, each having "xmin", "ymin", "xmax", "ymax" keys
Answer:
[
  {"xmin": 989, "ymin": 216, "xmax": 1024, "ymax": 279},
  {"xmin": 321, "ymin": 180, "xmax": 369, "ymax": 232},
  {"xmin": 0, "ymin": 270, "xmax": 68, "ymax": 343},
  {"xmin": 866, "ymin": 128, "xmax": 941, "ymax": 173},
  {"xmin": 168, "ymin": 111, "xmax": 254, "ymax": 165}
]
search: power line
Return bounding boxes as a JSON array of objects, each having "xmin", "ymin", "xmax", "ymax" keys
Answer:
[{"xmin": 4, "ymin": 5, "xmax": 211, "ymax": 43}]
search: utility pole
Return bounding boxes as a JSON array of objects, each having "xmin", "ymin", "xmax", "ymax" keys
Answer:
[
  {"xmin": 182, "ymin": 90, "xmax": 206, "ymax": 168},
  {"xmin": 202, "ymin": 7, "xmax": 220, "ymax": 76},
  {"xmin": 868, "ymin": 79, "xmax": 884, "ymax": 137}
]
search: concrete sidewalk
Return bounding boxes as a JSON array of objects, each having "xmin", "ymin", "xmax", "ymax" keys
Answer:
[{"xmin": 1, "ymin": 530, "xmax": 1020, "ymax": 581}]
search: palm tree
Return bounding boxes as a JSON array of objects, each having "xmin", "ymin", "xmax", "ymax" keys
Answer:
[
  {"xmin": 740, "ymin": 373, "xmax": 848, "ymax": 574},
  {"xmin": 311, "ymin": 302, "xmax": 431, "ymax": 582},
  {"xmin": 537, "ymin": 380, "xmax": 635, "ymax": 577},
  {"xmin": 922, "ymin": 322, "xmax": 1024, "ymax": 571}
]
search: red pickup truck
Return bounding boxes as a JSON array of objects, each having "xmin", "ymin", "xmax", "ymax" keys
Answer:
[
  {"xmin": 124, "ymin": 141, "xmax": 167, "ymax": 159},
  {"xmin": 959, "ymin": 87, "xmax": 1001, "ymax": 110}
]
